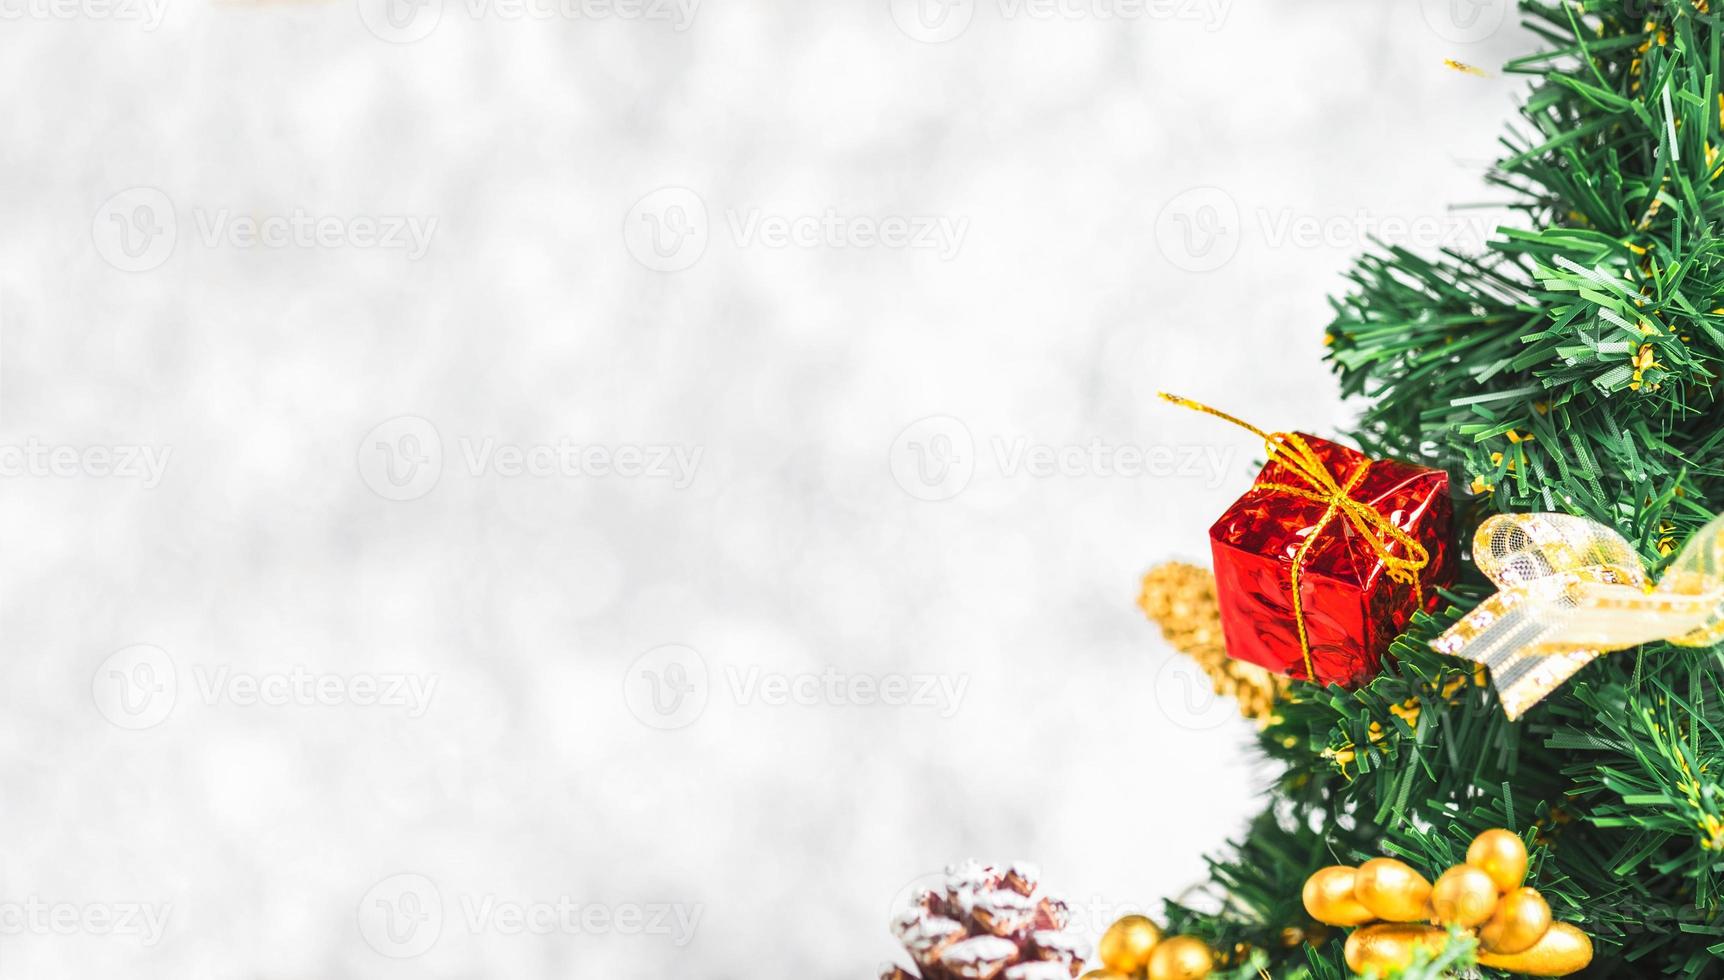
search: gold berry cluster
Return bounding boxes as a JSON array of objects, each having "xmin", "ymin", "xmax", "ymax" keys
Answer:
[
  {"xmin": 1081, "ymin": 915, "xmax": 1213, "ymax": 980},
  {"xmin": 1302, "ymin": 829, "xmax": 1592, "ymax": 976}
]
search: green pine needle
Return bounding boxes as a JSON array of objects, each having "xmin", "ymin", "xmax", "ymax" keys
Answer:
[{"xmin": 1177, "ymin": 2, "xmax": 1724, "ymax": 976}]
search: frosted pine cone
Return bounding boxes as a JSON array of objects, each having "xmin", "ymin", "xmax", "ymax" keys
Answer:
[{"xmin": 882, "ymin": 861, "xmax": 1088, "ymax": 980}]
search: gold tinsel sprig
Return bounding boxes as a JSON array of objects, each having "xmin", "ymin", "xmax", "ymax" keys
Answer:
[{"xmin": 1138, "ymin": 562, "xmax": 1288, "ymax": 724}]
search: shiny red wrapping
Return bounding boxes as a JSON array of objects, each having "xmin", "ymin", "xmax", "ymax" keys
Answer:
[{"xmin": 1208, "ymin": 433, "xmax": 1455, "ymax": 686}]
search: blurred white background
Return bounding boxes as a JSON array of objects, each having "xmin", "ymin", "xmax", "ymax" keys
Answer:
[{"xmin": 0, "ymin": 0, "xmax": 1532, "ymax": 976}]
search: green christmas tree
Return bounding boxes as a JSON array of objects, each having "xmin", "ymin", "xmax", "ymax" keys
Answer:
[{"xmin": 1160, "ymin": 2, "xmax": 1724, "ymax": 977}]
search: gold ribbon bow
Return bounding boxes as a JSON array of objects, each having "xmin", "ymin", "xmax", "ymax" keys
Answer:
[
  {"xmin": 1431, "ymin": 512, "xmax": 1724, "ymax": 720},
  {"xmin": 1161, "ymin": 394, "xmax": 1432, "ymax": 680}
]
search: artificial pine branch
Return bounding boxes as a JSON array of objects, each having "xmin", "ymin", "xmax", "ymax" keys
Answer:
[{"xmin": 1175, "ymin": 1, "xmax": 1724, "ymax": 975}]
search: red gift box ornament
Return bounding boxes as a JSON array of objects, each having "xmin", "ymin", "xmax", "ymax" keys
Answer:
[{"xmin": 1161, "ymin": 393, "xmax": 1455, "ymax": 686}]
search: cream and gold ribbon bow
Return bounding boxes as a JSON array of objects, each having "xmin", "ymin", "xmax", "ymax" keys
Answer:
[{"xmin": 1431, "ymin": 512, "xmax": 1724, "ymax": 720}]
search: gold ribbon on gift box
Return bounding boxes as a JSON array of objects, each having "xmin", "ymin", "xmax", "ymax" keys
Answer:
[
  {"xmin": 1432, "ymin": 511, "xmax": 1724, "ymax": 720},
  {"xmin": 1160, "ymin": 393, "xmax": 1432, "ymax": 681}
]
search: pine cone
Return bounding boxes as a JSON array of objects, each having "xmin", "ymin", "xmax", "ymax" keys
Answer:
[{"xmin": 883, "ymin": 861, "xmax": 1088, "ymax": 980}]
